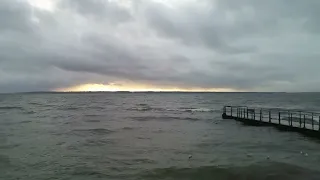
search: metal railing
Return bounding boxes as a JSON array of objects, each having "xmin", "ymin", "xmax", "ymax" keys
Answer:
[{"xmin": 223, "ymin": 106, "xmax": 320, "ymax": 131}]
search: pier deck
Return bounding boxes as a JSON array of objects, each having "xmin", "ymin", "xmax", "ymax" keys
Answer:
[{"xmin": 222, "ymin": 106, "xmax": 320, "ymax": 138}]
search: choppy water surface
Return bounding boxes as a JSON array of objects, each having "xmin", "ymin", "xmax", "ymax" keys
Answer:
[{"xmin": 1, "ymin": 92, "xmax": 320, "ymax": 180}]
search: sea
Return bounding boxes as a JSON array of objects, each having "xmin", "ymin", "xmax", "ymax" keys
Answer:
[{"xmin": 1, "ymin": 92, "xmax": 320, "ymax": 180}]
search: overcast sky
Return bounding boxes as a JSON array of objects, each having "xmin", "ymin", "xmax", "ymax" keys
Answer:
[{"xmin": 1, "ymin": 0, "xmax": 320, "ymax": 92}]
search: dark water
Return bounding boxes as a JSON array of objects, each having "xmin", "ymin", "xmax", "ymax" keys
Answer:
[{"xmin": 1, "ymin": 92, "xmax": 320, "ymax": 180}]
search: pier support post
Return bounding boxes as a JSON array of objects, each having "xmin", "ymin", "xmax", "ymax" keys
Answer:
[
  {"xmin": 260, "ymin": 109, "xmax": 262, "ymax": 121},
  {"xmin": 304, "ymin": 115, "xmax": 306, "ymax": 128}
]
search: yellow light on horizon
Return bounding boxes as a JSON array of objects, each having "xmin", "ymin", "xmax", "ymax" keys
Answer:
[{"xmin": 56, "ymin": 83, "xmax": 235, "ymax": 92}]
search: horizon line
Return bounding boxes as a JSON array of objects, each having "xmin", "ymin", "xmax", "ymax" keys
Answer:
[{"xmin": 1, "ymin": 91, "xmax": 318, "ymax": 94}]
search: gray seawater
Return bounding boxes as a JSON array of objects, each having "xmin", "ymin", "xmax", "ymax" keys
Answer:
[{"xmin": 1, "ymin": 92, "xmax": 320, "ymax": 180}]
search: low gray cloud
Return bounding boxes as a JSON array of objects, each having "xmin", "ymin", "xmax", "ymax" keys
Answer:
[
  {"xmin": 59, "ymin": 0, "xmax": 132, "ymax": 23},
  {"xmin": 0, "ymin": 0, "xmax": 320, "ymax": 92}
]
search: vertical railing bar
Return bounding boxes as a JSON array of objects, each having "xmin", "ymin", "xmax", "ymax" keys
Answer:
[
  {"xmin": 278, "ymin": 112, "xmax": 281, "ymax": 125},
  {"xmin": 304, "ymin": 114, "xmax": 306, "ymax": 129},
  {"xmin": 299, "ymin": 112, "xmax": 302, "ymax": 128},
  {"xmin": 288, "ymin": 111, "xmax": 290, "ymax": 126},
  {"xmin": 319, "ymin": 116, "xmax": 320, "ymax": 131},
  {"xmin": 312, "ymin": 113, "xmax": 314, "ymax": 130},
  {"xmin": 242, "ymin": 108, "xmax": 244, "ymax": 119},
  {"xmin": 269, "ymin": 110, "xmax": 271, "ymax": 123},
  {"xmin": 260, "ymin": 109, "xmax": 262, "ymax": 121}
]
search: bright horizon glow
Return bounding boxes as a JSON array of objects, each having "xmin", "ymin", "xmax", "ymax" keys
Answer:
[{"xmin": 56, "ymin": 83, "xmax": 236, "ymax": 92}]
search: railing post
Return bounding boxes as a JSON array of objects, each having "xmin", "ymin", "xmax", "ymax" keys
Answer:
[
  {"xmin": 290, "ymin": 113, "xmax": 293, "ymax": 127},
  {"xmin": 242, "ymin": 108, "xmax": 244, "ymax": 118},
  {"xmin": 254, "ymin": 109, "xmax": 256, "ymax": 120},
  {"xmin": 312, "ymin": 113, "xmax": 314, "ymax": 130},
  {"xmin": 299, "ymin": 112, "xmax": 302, "ymax": 128},
  {"xmin": 242, "ymin": 109, "xmax": 246, "ymax": 119},
  {"xmin": 260, "ymin": 109, "xmax": 262, "ymax": 121},
  {"xmin": 288, "ymin": 112, "xmax": 291, "ymax": 126},
  {"xmin": 247, "ymin": 109, "xmax": 249, "ymax": 119},
  {"xmin": 304, "ymin": 114, "xmax": 306, "ymax": 128},
  {"xmin": 278, "ymin": 112, "xmax": 281, "ymax": 124},
  {"xmin": 236, "ymin": 108, "xmax": 238, "ymax": 118},
  {"xmin": 242, "ymin": 109, "xmax": 244, "ymax": 118},
  {"xmin": 269, "ymin": 111, "xmax": 271, "ymax": 123}
]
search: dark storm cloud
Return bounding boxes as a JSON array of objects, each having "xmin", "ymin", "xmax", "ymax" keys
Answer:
[
  {"xmin": 1, "ymin": 0, "xmax": 320, "ymax": 92},
  {"xmin": 0, "ymin": 0, "xmax": 33, "ymax": 33}
]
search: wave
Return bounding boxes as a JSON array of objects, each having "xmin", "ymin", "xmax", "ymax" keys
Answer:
[
  {"xmin": 130, "ymin": 107, "xmax": 153, "ymax": 111},
  {"xmin": 84, "ymin": 119, "xmax": 101, "ymax": 123},
  {"xmin": 20, "ymin": 120, "xmax": 32, "ymax": 124},
  {"xmin": 139, "ymin": 162, "xmax": 320, "ymax": 180},
  {"xmin": 23, "ymin": 111, "xmax": 36, "ymax": 114},
  {"xmin": 129, "ymin": 105, "xmax": 216, "ymax": 113},
  {"xmin": 28, "ymin": 102, "xmax": 43, "ymax": 106},
  {"xmin": 87, "ymin": 106, "xmax": 105, "ymax": 110},
  {"xmin": 82, "ymin": 138, "xmax": 115, "ymax": 146},
  {"xmin": 170, "ymin": 107, "xmax": 217, "ymax": 113},
  {"xmin": 122, "ymin": 127, "xmax": 135, "ymax": 130},
  {"xmin": 70, "ymin": 128, "xmax": 114, "ymax": 136},
  {"xmin": 84, "ymin": 114, "xmax": 102, "ymax": 117},
  {"xmin": 58, "ymin": 106, "xmax": 81, "ymax": 110},
  {"xmin": 0, "ymin": 106, "xmax": 24, "ymax": 111},
  {"xmin": 131, "ymin": 116, "xmax": 200, "ymax": 122}
]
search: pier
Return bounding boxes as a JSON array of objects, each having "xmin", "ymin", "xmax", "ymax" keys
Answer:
[{"xmin": 222, "ymin": 106, "xmax": 320, "ymax": 138}]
